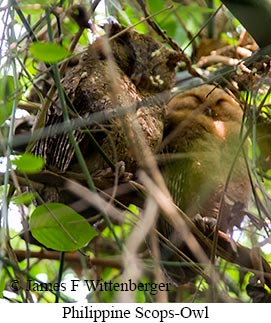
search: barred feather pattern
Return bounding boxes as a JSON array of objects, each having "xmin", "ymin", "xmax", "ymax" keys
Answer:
[{"xmin": 30, "ymin": 23, "xmax": 182, "ymax": 204}]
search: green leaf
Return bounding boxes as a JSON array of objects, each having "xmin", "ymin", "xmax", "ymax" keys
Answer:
[
  {"xmin": 12, "ymin": 192, "xmax": 36, "ymax": 205},
  {"xmin": 0, "ymin": 269, "xmax": 7, "ymax": 298},
  {"xmin": 12, "ymin": 153, "xmax": 45, "ymax": 173},
  {"xmin": 128, "ymin": 204, "xmax": 139, "ymax": 215},
  {"xmin": 29, "ymin": 42, "xmax": 70, "ymax": 63},
  {"xmin": 0, "ymin": 75, "xmax": 15, "ymax": 124},
  {"xmin": 29, "ymin": 203, "xmax": 98, "ymax": 251}
]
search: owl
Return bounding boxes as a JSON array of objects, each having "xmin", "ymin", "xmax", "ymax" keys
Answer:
[
  {"xmin": 30, "ymin": 22, "xmax": 181, "ymax": 208},
  {"xmin": 158, "ymin": 84, "xmax": 251, "ymax": 283}
]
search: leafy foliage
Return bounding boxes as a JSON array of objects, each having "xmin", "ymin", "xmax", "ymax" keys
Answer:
[
  {"xmin": 0, "ymin": 0, "xmax": 271, "ymax": 304},
  {"xmin": 30, "ymin": 203, "xmax": 98, "ymax": 251},
  {"xmin": 12, "ymin": 153, "xmax": 45, "ymax": 174},
  {"xmin": 29, "ymin": 42, "xmax": 70, "ymax": 63},
  {"xmin": 0, "ymin": 75, "xmax": 15, "ymax": 125}
]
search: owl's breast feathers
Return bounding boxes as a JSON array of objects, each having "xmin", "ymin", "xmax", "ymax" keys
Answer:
[{"xmin": 162, "ymin": 85, "xmax": 251, "ymax": 233}]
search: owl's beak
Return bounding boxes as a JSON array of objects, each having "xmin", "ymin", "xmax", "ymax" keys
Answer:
[{"xmin": 213, "ymin": 120, "xmax": 226, "ymax": 139}]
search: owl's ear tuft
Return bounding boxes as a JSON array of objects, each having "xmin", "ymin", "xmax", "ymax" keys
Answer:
[
  {"xmin": 166, "ymin": 51, "xmax": 182, "ymax": 69},
  {"xmin": 102, "ymin": 20, "xmax": 124, "ymax": 37}
]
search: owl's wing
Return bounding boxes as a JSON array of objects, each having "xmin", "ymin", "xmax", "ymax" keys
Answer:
[{"xmin": 31, "ymin": 55, "xmax": 117, "ymax": 173}]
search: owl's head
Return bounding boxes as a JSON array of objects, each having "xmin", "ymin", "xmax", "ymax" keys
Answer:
[
  {"xmin": 104, "ymin": 23, "xmax": 182, "ymax": 93},
  {"xmin": 164, "ymin": 85, "xmax": 244, "ymax": 152}
]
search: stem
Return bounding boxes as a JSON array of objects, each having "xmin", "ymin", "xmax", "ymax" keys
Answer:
[{"xmin": 0, "ymin": 4, "xmax": 19, "ymax": 262}]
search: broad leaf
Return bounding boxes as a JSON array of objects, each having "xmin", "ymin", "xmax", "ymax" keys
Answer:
[
  {"xmin": 0, "ymin": 75, "xmax": 15, "ymax": 124},
  {"xmin": 12, "ymin": 153, "xmax": 45, "ymax": 174},
  {"xmin": 29, "ymin": 203, "xmax": 98, "ymax": 251},
  {"xmin": 29, "ymin": 42, "xmax": 70, "ymax": 63},
  {"xmin": 12, "ymin": 192, "xmax": 36, "ymax": 205}
]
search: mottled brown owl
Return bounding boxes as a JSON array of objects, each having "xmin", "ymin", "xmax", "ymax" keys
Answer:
[
  {"xmin": 30, "ymin": 23, "xmax": 181, "ymax": 209},
  {"xmin": 158, "ymin": 84, "xmax": 251, "ymax": 283}
]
